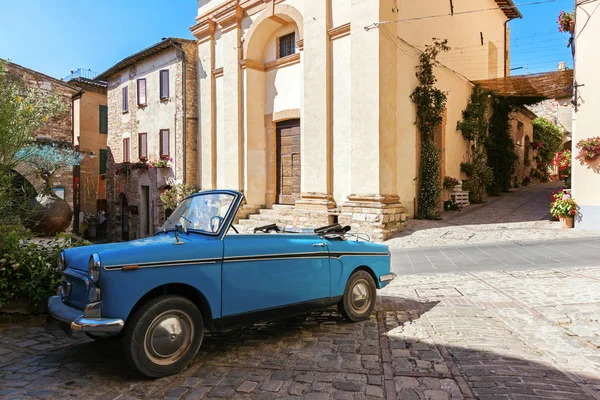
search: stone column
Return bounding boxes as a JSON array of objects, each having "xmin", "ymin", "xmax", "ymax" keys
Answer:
[
  {"xmin": 295, "ymin": 1, "xmax": 335, "ymax": 226},
  {"xmin": 216, "ymin": 5, "xmax": 244, "ymax": 191},
  {"xmin": 339, "ymin": 0, "xmax": 406, "ymax": 241},
  {"xmin": 192, "ymin": 18, "xmax": 216, "ymax": 190}
]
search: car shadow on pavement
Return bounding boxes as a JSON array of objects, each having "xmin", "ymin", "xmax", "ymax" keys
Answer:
[{"xmin": 2, "ymin": 296, "xmax": 598, "ymax": 399}]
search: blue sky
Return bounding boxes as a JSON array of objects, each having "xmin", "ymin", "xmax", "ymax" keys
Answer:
[{"xmin": 0, "ymin": 0, "xmax": 573, "ymax": 79}]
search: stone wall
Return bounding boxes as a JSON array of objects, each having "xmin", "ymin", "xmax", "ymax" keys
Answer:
[
  {"xmin": 527, "ymin": 97, "xmax": 572, "ymax": 135},
  {"xmin": 6, "ymin": 62, "xmax": 78, "ymax": 212}
]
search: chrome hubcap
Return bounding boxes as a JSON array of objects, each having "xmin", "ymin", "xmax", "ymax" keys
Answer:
[
  {"xmin": 351, "ymin": 280, "xmax": 371, "ymax": 312},
  {"xmin": 144, "ymin": 310, "xmax": 194, "ymax": 365}
]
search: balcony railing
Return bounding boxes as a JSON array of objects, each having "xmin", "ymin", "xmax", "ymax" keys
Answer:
[{"xmin": 63, "ymin": 68, "xmax": 102, "ymax": 82}]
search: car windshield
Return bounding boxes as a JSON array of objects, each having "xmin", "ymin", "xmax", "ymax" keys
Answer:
[{"xmin": 160, "ymin": 192, "xmax": 236, "ymax": 234}]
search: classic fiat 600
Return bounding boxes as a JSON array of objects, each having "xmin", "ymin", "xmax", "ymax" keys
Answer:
[{"xmin": 49, "ymin": 190, "xmax": 395, "ymax": 378}]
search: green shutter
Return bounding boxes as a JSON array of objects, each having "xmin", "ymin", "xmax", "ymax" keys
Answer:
[
  {"xmin": 99, "ymin": 149, "xmax": 108, "ymax": 175},
  {"xmin": 99, "ymin": 105, "xmax": 108, "ymax": 134}
]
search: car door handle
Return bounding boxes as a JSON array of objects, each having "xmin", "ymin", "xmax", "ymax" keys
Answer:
[{"xmin": 312, "ymin": 243, "xmax": 326, "ymax": 247}]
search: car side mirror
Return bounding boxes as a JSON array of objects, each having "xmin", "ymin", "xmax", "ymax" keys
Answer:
[{"xmin": 175, "ymin": 223, "xmax": 186, "ymax": 234}]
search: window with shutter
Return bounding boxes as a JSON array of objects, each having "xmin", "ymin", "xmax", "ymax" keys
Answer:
[
  {"xmin": 123, "ymin": 138, "xmax": 130, "ymax": 163},
  {"xmin": 139, "ymin": 133, "xmax": 147, "ymax": 160},
  {"xmin": 99, "ymin": 105, "xmax": 108, "ymax": 134},
  {"xmin": 122, "ymin": 86, "xmax": 129, "ymax": 112},
  {"xmin": 278, "ymin": 32, "xmax": 296, "ymax": 58},
  {"xmin": 137, "ymin": 79, "xmax": 147, "ymax": 106},
  {"xmin": 160, "ymin": 70, "xmax": 169, "ymax": 100},
  {"xmin": 99, "ymin": 149, "xmax": 108, "ymax": 175},
  {"xmin": 159, "ymin": 129, "xmax": 170, "ymax": 159}
]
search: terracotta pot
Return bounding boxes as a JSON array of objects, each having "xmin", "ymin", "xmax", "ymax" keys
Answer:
[
  {"xmin": 585, "ymin": 154, "xmax": 598, "ymax": 162},
  {"xmin": 25, "ymin": 193, "xmax": 73, "ymax": 236},
  {"xmin": 559, "ymin": 216, "xmax": 574, "ymax": 229}
]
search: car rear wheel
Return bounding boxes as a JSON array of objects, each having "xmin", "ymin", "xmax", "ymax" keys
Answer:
[
  {"xmin": 338, "ymin": 270, "xmax": 377, "ymax": 322},
  {"xmin": 123, "ymin": 295, "xmax": 203, "ymax": 378}
]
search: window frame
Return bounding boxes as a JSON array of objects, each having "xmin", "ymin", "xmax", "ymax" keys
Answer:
[
  {"xmin": 138, "ymin": 132, "xmax": 148, "ymax": 160},
  {"xmin": 159, "ymin": 69, "xmax": 169, "ymax": 100},
  {"xmin": 123, "ymin": 138, "xmax": 130, "ymax": 163},
  {"xmin": 99, "ymin": 104, "xmax": 108, "ymax": 134},
  {"xmin": 122, "ymin": 86, "xmax": 129, "ymax": 113},
  {"xmin": 159, "ymin": 129, "xmax": 170, "ymax": 159},
  {"xmin": 277, "ymin": 32, "xmax": 296, "ymax": 59},
  {"xmin": 137, "ymin": 78, "xmax": 147, "ymax": 107}
]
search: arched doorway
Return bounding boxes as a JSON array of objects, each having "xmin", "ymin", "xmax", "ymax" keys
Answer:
[
  {"xmin": 276, "ymin": 119, "xmax": 301, "ymax": 204},
  {"xmin": 120, "ymin": 194, "xmax": 129, "ymax": 241}
]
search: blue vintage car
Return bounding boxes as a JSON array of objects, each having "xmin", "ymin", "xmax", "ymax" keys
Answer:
[{"xmin": 48, "ymin": 190, "xmax": 395, "ymax": 378}]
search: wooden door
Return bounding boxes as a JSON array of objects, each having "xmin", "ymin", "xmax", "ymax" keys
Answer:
[{"xmin": 276, "ymin": 119, "xmax": 301, "ymax": 205}]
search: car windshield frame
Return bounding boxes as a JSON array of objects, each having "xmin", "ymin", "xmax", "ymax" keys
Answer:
[{"xmin": 159, "ymin": 191, "xmax": 239, "ymax": 236}]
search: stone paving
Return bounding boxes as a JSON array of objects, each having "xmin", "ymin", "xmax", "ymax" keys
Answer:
[
  {"xmin": 385, "ymin": 182, "xmax": 600, "ymax": 249},
  {"xmin": 1, "ymin": 182, "xmax": 600, "ymax": 399},
  {"xmin": 1, "ymin": 263, "xmax": 600, "ymax": 399}
]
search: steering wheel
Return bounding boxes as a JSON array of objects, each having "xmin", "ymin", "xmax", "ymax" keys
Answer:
[{"xmin": 210, "ymin": 216, "xmax": 224, "ymax": 232}]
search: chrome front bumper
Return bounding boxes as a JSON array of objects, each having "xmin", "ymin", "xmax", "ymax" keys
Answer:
[
  {"xmin": 48, "ymin": 296, "xmax": 124, "ymax": 334},
  {"xmin": 380, "ymin": 273, "xmax": 397, "ymax": 283}
]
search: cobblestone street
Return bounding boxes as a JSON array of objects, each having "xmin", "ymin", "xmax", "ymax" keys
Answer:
[
  {"xmin": 1, "ymin": 262, "xmax": 600, "ymax": 399},
  {"xmin": 1, "ymin": 183, "xmax": 599, "ymax": 399}
]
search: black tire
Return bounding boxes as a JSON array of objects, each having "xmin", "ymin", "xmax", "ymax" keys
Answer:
[
  {"xmin": 123, "ymin": 295, "xmax": 203, "ymax": 378},
  {"xmin": 85, "ymin": 332, "xmax": 122, "ymax": 342},
  {"xmin": 338, "ymin": 270, "xmax": 377, "ymax": 322}
]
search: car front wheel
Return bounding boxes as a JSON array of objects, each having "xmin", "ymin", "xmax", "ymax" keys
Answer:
[
  {"xmin": 338, "ymin": 270, "xmax": 377, "ymax": 322},
  {"xmin": 123, "ymin": 295, "xmax": 203, "ymax": 378}
]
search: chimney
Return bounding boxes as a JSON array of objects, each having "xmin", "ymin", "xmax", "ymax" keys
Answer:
[{"xmin": 557, "ymin": 62, "xmax": 567, "ymax": 71}]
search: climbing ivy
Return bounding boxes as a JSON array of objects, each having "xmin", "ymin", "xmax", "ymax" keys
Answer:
[
  {"xmin": 486, "ymin": 97, "xmax": 518, "ymax": 194},
  {"xmin": 457, "ymin": 86, "xmax": 493, "ymax": 203},
  {"xmin": 410, "ymin": 40, "xmax": 449, "ymax": 219}
]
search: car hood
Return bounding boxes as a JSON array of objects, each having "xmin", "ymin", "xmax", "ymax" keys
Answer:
[{"xmin": 63, "ymin": 233, "xmax": 207, "ymax": 272}]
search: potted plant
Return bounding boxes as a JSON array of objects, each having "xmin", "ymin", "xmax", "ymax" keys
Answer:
[
  {"xmin": 557, "ymin": 11, "xmax": 575, "ymax": 34},
  {"xmin": 553, "ymin": 150, "xmax": 571, "ymax": 187},
  {"xmin": 443, "ymin": 176, "xmax": 460, "ymax": 191},
  {"xmin": 575, "ymin": 137, "xmax": 600, "ymax": 163},
  {"xmin": 550, "ymin": 190, "xmax": 578, "ymax": 228},
  {"xmin": 15, "ymin": 142, "xmax": 83, "ymax": 236}
]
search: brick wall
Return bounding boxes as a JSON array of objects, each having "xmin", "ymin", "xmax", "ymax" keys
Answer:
[{"xmin": 6, "ymin": 62, "xmax": 78, "ymax": 212}]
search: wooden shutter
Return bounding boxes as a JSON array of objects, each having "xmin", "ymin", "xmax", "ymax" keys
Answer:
[
  {"xmin": 137, "ymin": 79, "xmax": 147, "ymax": 106},
  {"xmin": 99, "ymin": 149, "xmax": 108, "ymax": 175},
  {"xmin": 99, "ymin": 105, "xmax": 108, "ymax": 134},
  {"xmin": 159, "ymin": 129, "xmax": 170, "ymax": 158},
  {"xmin": 160, "ymin": 70, "xmax": 169, "ymax": 99},
  {"xmin": 139, "ymin": 133, "xmax": 147, "ymax": 160},
  {"xmin": 123, "ymin": 138, "xmax": 130, "ymax": 162},
  {"xmin": 122, "ymin": 86, "xmax": 128, "ymax": 112}
]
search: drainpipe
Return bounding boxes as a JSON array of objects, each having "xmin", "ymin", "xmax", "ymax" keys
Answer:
[{"xmin": 166, "ymin": 38, "xmax": 187, "ymax": 184}]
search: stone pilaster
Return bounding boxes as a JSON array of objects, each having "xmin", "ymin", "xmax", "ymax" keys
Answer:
[
  {"xmin": 194, "ymin": 18, "xmax": 217, "ymax": 190},
  {"xmin": 216, "ymin": 5, "xmax": 244, "ymax": 191},
  {"xmin": 294, "ymin": 0, "xmax": 334, "ymax": 224}
]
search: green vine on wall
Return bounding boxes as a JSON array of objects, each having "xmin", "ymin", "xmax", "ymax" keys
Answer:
[
  {"xmin": 410, "ymin": 40, "xmax": 449, "ymax": 219},
  {"xmin": 457, "ymin": 86, "xmax": 493, "ymax": 203},
  {"xmin": 486, "ymin": 97, "xmax": 518, "ymax": 194}
]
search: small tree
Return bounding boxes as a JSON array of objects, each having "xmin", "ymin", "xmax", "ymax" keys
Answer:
[
  {"xmin": 160, "ymin": 184, "xmax": 197, "ymax": 211},
  {"xmin": 532, "ymin": 118, "xmax": 563, "ymax": 165},
  {"xmin": 16, "ymin": 143, "xmax": 83, "ymax": 195},
  {"xmin": 0, "ymin": 60, "xmax": 66, "ymax": 221}
]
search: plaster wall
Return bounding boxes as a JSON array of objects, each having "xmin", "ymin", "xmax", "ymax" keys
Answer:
[
  {"xmin": 572, "ymin": 1, "xmax": 600, "ymax": 230},
  {"xmin": 398, "ymin": 0, "xmax": 508, "ymax": 81}
]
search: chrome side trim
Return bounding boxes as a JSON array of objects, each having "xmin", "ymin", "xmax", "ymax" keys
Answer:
[
  {"xmin": 380, "ymin": 273, "xmax": 397, "ymax": 283},
  {"xmin": 103, "ymin": 251, "xmax": 390, "ymax": 271}
]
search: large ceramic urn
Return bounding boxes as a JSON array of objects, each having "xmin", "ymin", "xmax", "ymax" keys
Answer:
[{"xmin": 25, "ymin": 193, "xmax": 72, "ymax": 236}]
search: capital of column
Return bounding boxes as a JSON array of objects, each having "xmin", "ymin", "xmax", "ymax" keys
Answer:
[
  {"xmin": 214, "ymin": 4, "xmax": 243, "ymax": 33},
  {"xmin": 191, "ymin": 18, "xmax": 216, "ymax": 44}
]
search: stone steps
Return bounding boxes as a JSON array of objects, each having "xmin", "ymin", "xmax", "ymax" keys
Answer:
[{"xmin": 233, "ymin": 205, "xmax": 296, "ymax": 233}]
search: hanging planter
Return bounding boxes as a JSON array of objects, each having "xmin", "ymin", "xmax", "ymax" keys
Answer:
[
  {"xmin": 575, "ymin": 137, "xmax": 600, "ymax": 163},
  {"xmin": 557, "ymin": 11, "xmax": 575, "ymax": 34}
]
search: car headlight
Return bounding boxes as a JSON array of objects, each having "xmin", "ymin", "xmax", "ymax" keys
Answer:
[
  {"xmin": 88, "ymin": 253, "xmax": 101, "ymax": 283},
  {"xmin": 58, "ymin": 251, "xmax": 66, "ymax": 271}
]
